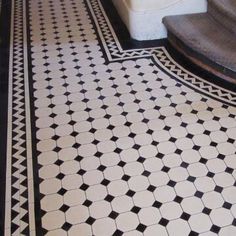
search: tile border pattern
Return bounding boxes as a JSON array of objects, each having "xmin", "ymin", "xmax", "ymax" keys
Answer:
[
  {"xmin": 4, "ymin": 0, "xmax": 35, "ymax": 235},
  {"xmin": 86, "ymin": 0, "xmax": 236, "ymax": 106},
  {"xmin": 3, "ymin": 0, "xmax": 236, "ymax": 235}
]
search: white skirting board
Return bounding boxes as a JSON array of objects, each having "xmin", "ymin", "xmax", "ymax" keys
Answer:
[{"xmin": 112, "ymin": 0, "xmax": 207, "ymax": 40}]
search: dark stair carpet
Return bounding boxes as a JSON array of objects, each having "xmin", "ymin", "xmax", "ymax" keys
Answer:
[{"xmin": 163, "ymin": 0, "xmax": 236, "ymax": 86}]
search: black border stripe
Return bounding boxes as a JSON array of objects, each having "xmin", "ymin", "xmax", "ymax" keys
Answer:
[
  {"xmin": 25, "ymin": 0, "xmax": 43, "ymax": 235},
  {"xmin": 0, "ymin": 0, "xmax": 12, "ymax": 234}
]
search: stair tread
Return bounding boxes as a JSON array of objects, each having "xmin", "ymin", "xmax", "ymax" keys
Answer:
[
  {"xmin": 163, "ymin": 13, "xmax": 236, "ymax": 72},
  {"xmin": 209, "ymin": 0, "xmax": 236, "ymax": 20}
]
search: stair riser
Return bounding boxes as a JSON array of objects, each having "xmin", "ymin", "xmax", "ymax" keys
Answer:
[
  {"xmin": 208, "ymin": 2, "xmax": 236, "ymax": 35},
  {"xmin": 166, "ymin": 31, "xmax": 236, "ymax": 85}
]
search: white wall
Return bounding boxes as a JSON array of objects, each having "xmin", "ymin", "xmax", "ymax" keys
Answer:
[{"xmin": 112, "ymin": 0, "xmax": 207, "ymax": 40}]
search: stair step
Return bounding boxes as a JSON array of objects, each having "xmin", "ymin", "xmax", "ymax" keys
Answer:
[
  {"xmin": 208, "ymin": 0, "xmax": 236, "ymax": 35},
  {"xmin": 163, "ymin": 13, "xmax": 236, "ymax": 84}
]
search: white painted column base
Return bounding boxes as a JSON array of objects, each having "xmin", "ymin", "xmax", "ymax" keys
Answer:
[{"xmin": 112, "ymin": 0, "xmax": 207, "ymax": 41}]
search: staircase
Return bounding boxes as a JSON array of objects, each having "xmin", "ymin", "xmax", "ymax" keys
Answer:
[{"xmin": 163, "ymin": 0, "xmax": 236, "ymax": 86}]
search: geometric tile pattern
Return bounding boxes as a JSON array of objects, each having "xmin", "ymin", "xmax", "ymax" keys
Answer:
[
  {"xmin": 87, "ymin": 0, "xmax": 236, "ymax": 106},
  {"xmin": 3, "ymin": 0, "xmax": 236, "ymax": 235},
  {"xmin": 5, "ymin": 0, "xmax": 30, "ymax": 235},
  {"xmin": 4, "ymin": 0, "xmax": 35, "ymax": 235}
]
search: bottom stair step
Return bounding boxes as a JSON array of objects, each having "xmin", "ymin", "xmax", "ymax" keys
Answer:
[{"xmin": 163, "ymin": 13, "xmax": 236, "ymax": 85}]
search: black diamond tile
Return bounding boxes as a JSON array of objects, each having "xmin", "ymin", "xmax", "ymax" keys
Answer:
[
  {"xmin": 175, "ymin": 149, "xmax": 182, "ymax": 155},
  {"xmin": 199, "ymin": 158, "xmax": 208, "ymax": 164},
  {"xmin": 87, "ymin": 117, "xmax": 94, "ymax": 122},
  {"xmin": 133, "ymin": 144, "xmax": 141, "ymax": 150},
  {"xmin": 60, "ymin": 204, "xmax": 70, "ymax": 212},
  {"xmin": 142, "ymin": 118, "xmax": 149, "ymax": 124},
  {"xmin": 77, "ymin": 169, "xmax": 86, "ymax": 176},
  {"xmin": 70, "ymin": 131, "xmax": 79, "ymax": 137},
  {"xmin": 137, "ymin": 157, "xmax": 145, "ymax": 163},
  {"xmin": 126, "ymin": 190, "xmax": 135, "ymax": 197},
  {"xmin": 180, "ymin": 212, "xmax": 190, "ymax": 221},
  {"xmin": 72, "ymin": 143, "xmax": 81, "ymax": 149},
  {"xmin": 62, "ymin": 222, "xmax": 72, "ymax": 230},
  {"xmin": 114, "ymin": 148, "xmax": 122, "ymax": 154},
  {"xmin": 53, "ymin": 146, "xmax": 62, "ymax": 152},
  {"xmin": 180, "ymin": 162, "xmax": 189, "ymax": 168},
  {"xmin": 159, "ymin": 218, "xmax": 169, "ymax": 226},
  {"xmin": 163, "ymin": 126, "xmax": 171, "ymax": 131},
  {"xmin": 108, "ymin": 211, "xmax": 119, "ymax": 219},
  {"xmin": 174, "ymin": 196, "xmax": 183, "ymax": 203},
  {"xmin": 180, "ymin": 122, "xmax": 187, "ymax": 127},
  {"xmin": 128, "ymin": 132, "xmax": 136, "ymax": 138},
  {"xmin": 167, "ymin": 180, "xmax": 176, "ymax": 187},
  {"xmin": 92, "ymin": 139, "xmax": 100, "ymax": 145},
  {"xmin": 122, "ymin": 174, "xmax": 130, "ymax": 181},
  {"xmin": 89, "ymin": 128, "xmax": 96, "ymax": 133},
  {"xmin": 192, "ymin": 145, "xmax": 200, "ymax": 151},
  {"xmin": 151, "ymin": 141, "xmax": 159, "ymax": 146},
  {"xmin": 131, "ymin": 206, "xmax": 141, "ymax": 214},
  {"xmin": 220, "ymin": 127, "xmax": 227, "ymax": 132},
  {"xmin": 55, "ymin": 159, "xmax": 63, "ymax": 166},
  {"xmin": 75, "ymin": 155, "xmax": 83, "ymax": 162},
  {"xmin": 152, "ymin": 201, "xmax": 162, "ymax": 208},
  {"xmin": 203, "ymin": 130, "xmax": 211, "ymax": 135},
  {"xmin": 124, "ymin": 121, "xmax": 132, "ymax": 127},
  {"xmin": 95, "ymin": 151, "xmax": 103, "ymax": 158},
  {"xmin": 56, "ymin": 173, "xmax": 65, "ymax": 180},
  {"xmin": 80, "ymin": 184, "xmax": 89, "ymax": 191},
  {"xmin": 195, "ymin": 191, "xmax": 204, "ymax": 198},
  {"xmin": 83, "ymin": 200, "xmax": 92, "ymax": 207},
  {"xmin": 57, "ymin": 188, "xmax": 67, "ymax": 195},
  {"xmin": 85, "ymin": 217, "xmax": 96, "ymax": 225},
  {"xmin": 159, "ymin": 115, "xmax": 166, "ymax": 120},
  {"xmin": 98, "ymin": 165, "xmax": 106, "ymax": 171},
  {"xmin": 189, "ymin": 231, "xmax": 199, "ymax": 236},
  {"xmin": 187, "ymin": 176, "xmax": 196, "ymax": 183},
  {"xmin": 225, "ymin": 167, "xmax": 234, "ymax": 174},
  {"xmin": 142, "ymin": 170, "xmax": 151, "ymax": 177},
  {"xmin": 105, "ymin": 194, "xmax": 114, "ymax": 202},
  {"xmin": 147, "ymin": 185, "xmax": 156, "ymax": 192},
  {"xmin": 113, "ymin": 229, "xmax": 123, "ymax": 235},
  {"xmin": 136, "ymin": 223, "xmax": 147, "ymax": 232},
  {"xmin": 217, "ymin": 154, "xmax": 225, "ymax": 160},
  {"xmin": 101, "ymin": 179, "xmax": 110, "ymax": 186},
  {"xmin": 118, "ymin": 161, "xmax": 126, "ymax": 167},
  {"xmin": 207, "ymin": 171, "xmax": 215, "ymax": 178},
  {"xmin": 210, "ymin": 141, "xmax": 217, "ymax": 147},
  {"xmin": 197, "ymin": 119, "xmax": 204, "ymax": 124},
  {"xmin": 169, "ymin": 137, "xmax": 177, "ymax": 143},
  {"xmin": 214, "ymin": 185, "xmax": 223, "ymax": 193},
  {"xmin": 161, "ymin": 166, "xmax": 170, "ymax": 173},
  {"xmin": 222, "ymin": 202, "xmax": 232, "ymax": 209},
  {"xmin": 202, "ymin": 207, "xmax": 211, "ymax": 215},
  {"xmin": 138, "ymin": 108, "xmax": 145, "ymax": 113},
  {"xmin": 156, "ymin": 153, "xmax": 164, "ymax": 159},
  {"xmin": 210, "ymin": 225, "xmax": 221, "ymax": 233},
  {"xmin": 110, "ymin": 136, "xmax": 118, "ymax": 142},
  {"xmin": 146, "ymin": 129, "xmax": 154, "ymax": 135}
]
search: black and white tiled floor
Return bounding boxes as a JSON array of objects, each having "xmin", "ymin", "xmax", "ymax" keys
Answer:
[{"xmin": 1, "ymin": 0, "xmax": 236, "ymax": 235}]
